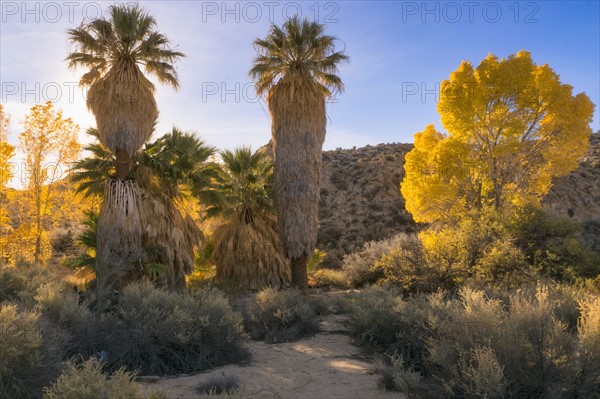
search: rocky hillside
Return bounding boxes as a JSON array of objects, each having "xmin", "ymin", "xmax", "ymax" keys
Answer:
[
  {"xmin": 543, "ymin": 133, "xmax": 600, "ymax": 221},
  {"xmin": 316, "ymin": 133, "xmax": 600, "ymax": 266},
  {"xmin": 317, "ymin": 144, "xmax": 414, "ymax": 266}
]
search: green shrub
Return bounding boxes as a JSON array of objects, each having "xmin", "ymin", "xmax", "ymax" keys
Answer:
[
  {"xmin": 365, "ymin": 215, "xmax": 518, "ymax": 294},
  {"xmin": 582, "ymin": 219, "xmax": 600, "ymax": 254},
  {"xmin": 510, "ymin": 206, "xmax": 600, "ymax": 280},
  {"xmin": 473, "ymin": 240, "xmax": 535, "ymax": 288},
  {"xmin": 243, "ymin": 288, "xmax": 319, "ymax": 343},
  {"xmin": 346, "ymin": 286, "xmax": 403, "ymax": 351},
  {"xmin": 100, "ymin": 282, "xmax": 248, "ymax": 375},
  {"xmin": 342, "ymin": 234, "xmax": 413, "ymax": 287},
  {"xmin": 505, "ymin": 287, "xmax": 576, "ymax": 397},
  {"xmin": 0, "ymin": 267, "xmax": 27, "ymax": 303},
  {"xmin": 17, "ymin": 281, "xmax": 248, "ymax": 381},
  {"xmin": 34, "ymin": 282, "xmax": 96, "ymax": 359},
  {"xmin": 347, "ymin": 286, "xmax": 434, "ymax": 369},
  {"xmin": 570, "ymin": 297, "xmax": 600, "ymax": 398},
  {"xmin": 373, "ymin": 234, "xmax": 437, "ymax": 293},
  {"xmin": 0, "ymin": 265, "xmax": 59, "ymax": 306},
  {"xmin": 42, "ymin": 358, "xmax": 166, "ymax": 399},
  {"xmin": 455, "ymin": 346, "xmax": 508, "ymax": 399},
  {"xmin": 375, "ymin": 353, "xmax": 422, "ymax": 395},
  {"xmin": 0, "ymin": 305, "xmax": 63, "ymax": 399}
]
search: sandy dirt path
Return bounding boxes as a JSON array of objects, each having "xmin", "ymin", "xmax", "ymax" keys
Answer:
[{"xmin": 140, "ymin": 314, "xmax": 404, "ymax": 399}]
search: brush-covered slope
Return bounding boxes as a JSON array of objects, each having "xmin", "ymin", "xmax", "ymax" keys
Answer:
[{"xmin": 315, "ymin": 133, "xmax": 600, "ymax": 266}]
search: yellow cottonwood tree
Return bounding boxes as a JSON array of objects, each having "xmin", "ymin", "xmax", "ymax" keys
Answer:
[
  {"xmin": 402, "ymin": 51, "xmax": 595, "ymax": 224},
  {"xmin": 0, "ymin": 104, "xmax": 15, "ymax": 188},
  {"xmin": 18, "ymin": 101, "xmax": 80, "ymax": 263},
  {"xmin": 0, "ymin": 104, "xmax": 15, "ymax": 264}
]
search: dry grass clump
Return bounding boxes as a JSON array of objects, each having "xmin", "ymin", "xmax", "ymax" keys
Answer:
[
  {"xmin": 42, "ymin": 358, "xmax": 166, "ymax": 399},
  {"xmin": 243, "ymin": 288, "xmax": 319, "ymax": 343},
  {"xmin": 310, "ymin": 269, "xmax": 348, "ymax": 289},
  {"xmin": 196, "ymin": 372, "xmax": 240, "ymax": 396}
]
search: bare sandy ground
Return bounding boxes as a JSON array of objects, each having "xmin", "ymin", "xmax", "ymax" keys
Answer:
[{"xmin": 139, "ymin": 314, "xmax": 404, "ymax": 399}]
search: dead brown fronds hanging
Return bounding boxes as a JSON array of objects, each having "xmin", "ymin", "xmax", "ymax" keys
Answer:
[
  {"xmin": 212, "ymin": 211, "xmax": 290, "ymax": 291},
  {"xmin": 95, "ymin": 178, "xmax": 145, "ymax": 295},
  {"xmin": 140, "ymin": 185, "xmax": 203, "ymax": 291},
  {"xmin": 268, "ymin": 75, "xmax": 326, "ymax": 261},
  {"xmin": 86, "ymin": 63, "xmax": 158, "ymax": 156}
]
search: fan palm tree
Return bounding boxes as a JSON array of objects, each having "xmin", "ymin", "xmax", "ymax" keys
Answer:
[
  {"xmin": 137, "ymin": 129, "xmax": 218, "ymax": 290},
  {"xmin": 67, "ymin": 4, "xmax": 184, "ymax": 178},
  {"xmin": 71, "ymin": 127, "xmax": 219, "ymax": 290},
  {"xmin": 250, "ymin": 17, "xmax": 348, "ymax": 288},
  {"xmin": 206, "ymin": 147, "xmax": 290, "ymax": 290},
  {"xmin": 67, "ymin": 4, "xmax": 184, "ymax": 295}
]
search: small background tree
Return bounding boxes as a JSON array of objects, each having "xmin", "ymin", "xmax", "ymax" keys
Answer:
[{"xmin": 18, "ymin": 101, "xmax": 80, "ymax": 264}]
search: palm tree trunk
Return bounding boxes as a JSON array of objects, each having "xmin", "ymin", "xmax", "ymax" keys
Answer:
[
  {"xmin": 291, "ymin": 254, "xmax": 308, "ymax": 289},
  {"xmin": 269, "ymin": 82, "xmax": 326, "ymax": 290},
  {"xmin": 115, "ymin": 147, "xmax": 130, "ymax": 179}
]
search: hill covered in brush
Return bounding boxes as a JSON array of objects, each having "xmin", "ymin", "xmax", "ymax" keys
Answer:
[{"xmin": 315, "ymin": 133, "xmax": 600, "ymax": 266}]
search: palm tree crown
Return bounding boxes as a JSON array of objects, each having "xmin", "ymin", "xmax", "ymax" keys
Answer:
[
  {"xmin": 250, "ymin": 16, "xmax": 348, "ymax": 98},
  {"xmin": 66, "ymin": 4, "xmax": 184, "ymax": 89},
  {"xmin": 66, "ymin": 4, "xmax": 185, "ymax": 159},
  {"xmin": 71, "ymin": 127, "xmax": 218, "ymax": 200},
  {"xmin": 206, "ymin": 147, "xmax": 274, "ymax": 223}
]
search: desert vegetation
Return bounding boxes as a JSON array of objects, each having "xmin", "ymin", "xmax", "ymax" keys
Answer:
[{"xmin": 0, "ymin": 2, "xmax": 599, "ymax": 399}]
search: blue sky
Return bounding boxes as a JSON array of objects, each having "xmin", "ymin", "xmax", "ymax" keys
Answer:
[{"xmin": 1, "ymin": 0, "xmax": 599, "ymax": 161}]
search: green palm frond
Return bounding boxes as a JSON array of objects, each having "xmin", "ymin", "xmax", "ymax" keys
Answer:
[
  {"xmin": 205, "ymin": 146, "xmax": 274, "ymax": 223},
  {"xmin": 70, "ymin": 127, "xmax": 218, "ymax": 201},
  {"xmin": 139, "ymin": 127, "xmax": 218, "ymax": 198},
  {"xmin": 250, "ymin": 16, "xmax": 348, "ymax": 98},
  {"xmin": 70, "ymin": 128, "xmax": 115, "ymax": 197},
  {"xmin": 66, "ymin": 3, "xmax": 185, "ymax": 89},
  {"xmin": 78, "ymin": 208, "xmax": 99, "ymax": 249}
]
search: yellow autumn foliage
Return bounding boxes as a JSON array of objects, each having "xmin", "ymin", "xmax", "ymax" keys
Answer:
[{"xmin": 402, "ymin": 51, "xmax": 595, "ymax": 224}]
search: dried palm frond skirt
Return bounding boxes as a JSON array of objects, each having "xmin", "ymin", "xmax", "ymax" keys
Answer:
[
  {"xmin": 86, "ymin": 62, "xmax": 158, "ymax": 156},
  {"xmin": 213, "ymin": 213, "xmax": 291, "ymax": 290},
  {"xmin": 95, "ymin": 178, "xmax": 145, "ymax": 296}
]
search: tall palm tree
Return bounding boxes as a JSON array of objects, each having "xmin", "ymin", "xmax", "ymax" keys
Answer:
[
  {"xmin": 250, "ymin": 17, "xmax": 348, "ymax": 288},
  {"xmin": 71, "ymin": 127, "xmax": 219, "ymax": 290},
  {"xmin": 67, "ymin": 4, "xmax": 184, "ymax": 296},
  {"xmin": 206, "ymin": 147, "xmax": 290, "ymax": 290},
  {"xmin": 67, "ymin": 4, "xmax": 184, "ymax": 178}
]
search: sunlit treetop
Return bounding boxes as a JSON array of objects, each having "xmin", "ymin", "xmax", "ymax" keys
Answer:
[
  {"xmin": 250, "ymin": 16, "xmax": 349, "ymax": 98},
  {"xmin": 66, "ymin": 3, "xmax": 185, "ymax": 89},
  {"xmin": 402, "ymin": 51, "xmax": 595, "ymax": 224}
]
